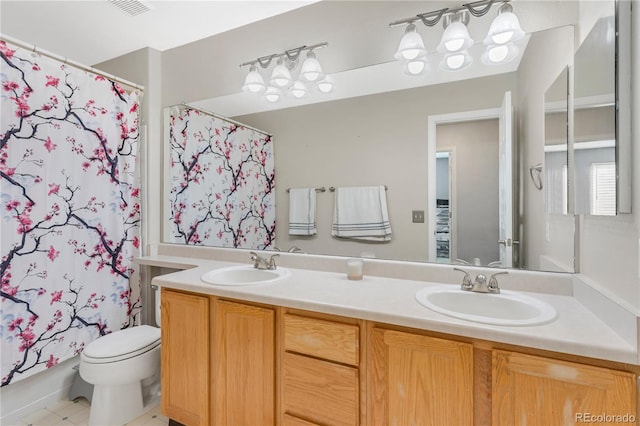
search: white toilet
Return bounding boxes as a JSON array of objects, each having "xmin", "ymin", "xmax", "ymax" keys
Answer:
[{"xmin": 79, "ymin": 291, "xmax": 161, "ymax": 426}]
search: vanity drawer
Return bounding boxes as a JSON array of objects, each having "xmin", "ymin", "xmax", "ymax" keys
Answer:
[
  {"xmin": 283, "ymin": 313, "xmax": 359, "ymax": 366},
  {"xmin": 282, "ymin": 352, "xmax": 359, "ymax": 426}
]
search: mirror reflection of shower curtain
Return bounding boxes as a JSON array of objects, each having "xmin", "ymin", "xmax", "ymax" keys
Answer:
[
  {"xmin": 166, "ymin": 106, "xmax": 275, "ymax": 249},
  {"xmin": 0, "ymin": 40, "xmax": 142, "ymax": 385}
]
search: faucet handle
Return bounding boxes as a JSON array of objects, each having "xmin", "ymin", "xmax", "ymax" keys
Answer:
[
  {"xmin": 488, "ymin": 271, "xmax": 508, "ymax": 293},
  {"xmin": 453, "ymin": 267, "xmax": 473, "ymax": 291},
  {"xmin": 268, "ymin": 253, "xmax": 280, "ymax": 269},
  {"xmin": 250, "ymin": 251, "xmax": 262, "ymax": 268}
]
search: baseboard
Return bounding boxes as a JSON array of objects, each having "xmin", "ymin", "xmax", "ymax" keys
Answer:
[{"xmin": 0, "ymin": 357, "xmax": 79, "ymax": 425}]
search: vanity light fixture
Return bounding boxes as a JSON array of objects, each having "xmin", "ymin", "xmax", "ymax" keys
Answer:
[
  {"xmin": 390, "ymin": 0, "xmax": 523, "ymax": 75},
  {"xmin": 317, "ymin": 75, "xmax": 334, "ymax": 93},
  {"xmin": 394, "ymin": 22, "xmax": 426, "ymax": 60},
  {"xmin": 270, "ymin": 57, "xmax": 293, "ymax": 88},
  {"xmin": 440, "ymin": 50, "xmax": 473, "ymax": 71},
  {"xmin": 240, "ymin": 42, "xmax": 330, "ymax": 102},
  {"xmin": 395, "ymin": 22, "xmax": 429, "ymax": 75},
  {"xmin": 299, "ymin": 50, "xmax": 324, "ymax": 82},
  {"xmin": 241, "ymin": 65, "xmax": 266, "ymax": 94},
  {"xmin": 484, "ymin": 2, "xmax": 524, "ymax": 45},
  {"xmin": 481, "ymin": 42, "xmax": 519, "ymax": 65},
  {"xmin": 437, "ymin": 12, "xmax": 473, "ymax": 54},
  {"xmin": 404, "ymin": 57, "xmax": 428, "ymax": 75},
  {"xmin": 263, "ymin": 86, "xmax": 282, "ymax": 103},
  {"xmin": 289, "ymin": 80, "xmax": 308, "ymax": 98}
]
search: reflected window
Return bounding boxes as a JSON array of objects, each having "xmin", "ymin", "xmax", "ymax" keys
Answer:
[{"xmin": 590, "ymin": 162, "xmax": 616, "ymax": 215}]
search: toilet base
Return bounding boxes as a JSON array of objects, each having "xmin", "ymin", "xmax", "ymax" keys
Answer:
[
  {"xmin": 89, "ymin": 382, "xmax": 144, "ymax": 426},
  {"xmin": 69, "ymin": 365, "xmax": 94, "ymax": 403},
  {"xmin": 87, "ymin": 370, "xmax": 161, "ymax": 426}
]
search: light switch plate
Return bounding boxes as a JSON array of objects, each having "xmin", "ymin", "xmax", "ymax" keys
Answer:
[{"xmin": 412, "ymin": 210, "xmax": 425, "ymax": 223}]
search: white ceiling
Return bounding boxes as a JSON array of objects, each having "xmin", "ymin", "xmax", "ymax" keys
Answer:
[
  {"xmin": 0, "ymin": 0, "xmax": 317, "ymax": 65},
  {"xmin": 1, "ymin": 0, "xmax": 586, "ymax": 116}
]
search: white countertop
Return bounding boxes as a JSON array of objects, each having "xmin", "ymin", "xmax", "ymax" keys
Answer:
[{"xmin": 140, "ymin": 254, "xmax": 638, "ymax": 365}]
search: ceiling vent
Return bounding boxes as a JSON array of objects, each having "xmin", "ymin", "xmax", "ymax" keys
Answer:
[{"xmin": 107, "ymin": 0, "xmax": 154, "ymax": 16}]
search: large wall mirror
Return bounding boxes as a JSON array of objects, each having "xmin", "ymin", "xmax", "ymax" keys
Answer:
[{"xmin": 161, "ymin": 0, "xmax": 629, "ymax": 274}]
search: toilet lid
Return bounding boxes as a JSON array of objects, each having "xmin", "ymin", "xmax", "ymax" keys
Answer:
[{"xmin": 83, "ymin": 325, "xmax": 160, "ymax": 362}]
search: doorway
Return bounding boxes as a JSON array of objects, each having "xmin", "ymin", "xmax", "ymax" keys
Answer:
[{"xmin": 427, "ymin": 92, "xmax": 514, "ymax": 267}]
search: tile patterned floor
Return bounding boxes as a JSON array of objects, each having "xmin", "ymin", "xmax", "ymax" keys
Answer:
[{"xmin": 13, "ymin": 398, "xmax": 168, "ymax": 426}]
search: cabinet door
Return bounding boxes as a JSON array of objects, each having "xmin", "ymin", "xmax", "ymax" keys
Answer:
[
  {"xmin": 367, "ymin": 328, "xmax": 474, "ymax": 426},
  {"xmin": 213, "ymin": 300, "xmax": 275, "ymax": 426},
  {"xmin": 493, "ymin": 350, "xmax": 637, "ymax": 425},
  {"xmin": 161, "ymin": 289, "xmax": 210, "ymax": 426}
]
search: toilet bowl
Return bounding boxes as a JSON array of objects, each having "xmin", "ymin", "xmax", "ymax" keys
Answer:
[
  {"xmin": 80, "ymin": 285, "xmax": 163, "ymax": 425},
  {"xmin": 80, "ymin": 324, "xmax": 161, "ymax": 425}
]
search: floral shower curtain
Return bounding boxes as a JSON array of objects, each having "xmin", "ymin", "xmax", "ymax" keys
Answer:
[
  {"xmin": 167, "ymin": 106, "xmax": 275, "ymax": 249},
  {"xmin": 0, "ymin": 40, "xmax": 142, "ymax": 386}
]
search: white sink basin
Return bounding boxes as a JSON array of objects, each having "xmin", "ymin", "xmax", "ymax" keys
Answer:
[
  {"xmin": 201, "ymin": 265, "xmax": 290, "ymax": 286},
  {"xmin": 415, "ymin": 285, "xmax": 557, "ymax": 326}
]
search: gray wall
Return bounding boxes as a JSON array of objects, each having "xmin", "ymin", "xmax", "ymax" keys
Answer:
[
  {"xmin": 438, "ymin": 119, "xmax": 499, "ymax": 265},
  {"xmin": 97, "ymin": 0, "xmax": 640, "ymax": 309},
  {"xmin": 517, "ymin": 25, "xmax": 576, "ymax": 271},
  {"xmin": 237, "ymin": 74, "xmax": 514, "ymax": 262},
  {"xmin": 96, "ymin": 48, "xmax": 163, "ymax": 255}
]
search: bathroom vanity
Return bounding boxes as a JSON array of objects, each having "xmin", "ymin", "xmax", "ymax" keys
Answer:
[{"xmin": 139, "ymin": 246, "xmax": 639, "ymax": 426}]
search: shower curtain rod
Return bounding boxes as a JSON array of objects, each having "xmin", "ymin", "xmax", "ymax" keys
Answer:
[
  {"xmin": 0, "ymin": 34, "xmax": 145, "ymax": 92},
  {"xmin": 179, "ymin": 103, "xmax": 272, "ymax": 137}
]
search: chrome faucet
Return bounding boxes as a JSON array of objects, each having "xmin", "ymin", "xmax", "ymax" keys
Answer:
[
  {"xmin": 487, "ymin": 271, "xmax": 508, "ymax": 293},
  {"xmin": 250, "ymin": 252, "xmax": 279, "ymax": 270},
  {"xmin": 454, "ymin": 268, "xmax": 507, "ymax": 294},
  {"xmin": 273, "ymin": 246, "xmax": 303, "ymax": 253},
  {"xmin": 472, "ymin": 273, "xmax": 490, "ymax": 293},
  {"xmin": 453, "ymin": 268, "xmax": 473, "ymax": 291}
]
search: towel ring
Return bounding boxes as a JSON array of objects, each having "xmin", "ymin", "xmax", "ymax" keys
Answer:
[{"xmin": 529, "ymin": 163, "xmax": 543, "ymax": 191}]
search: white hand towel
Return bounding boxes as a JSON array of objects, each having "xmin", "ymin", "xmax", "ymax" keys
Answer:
[
  {"xmin": 331, "ymin": 186, "xmax": 391, "ymax": 241},
  {"xmin": 288, "ymin": 188, "xmax": 317, "ymax": 235}
]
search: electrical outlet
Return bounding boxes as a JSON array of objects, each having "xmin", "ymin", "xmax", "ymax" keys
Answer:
[{"xmin": 412, "ymin": 210, "xmax": 425, "ymax": 223}]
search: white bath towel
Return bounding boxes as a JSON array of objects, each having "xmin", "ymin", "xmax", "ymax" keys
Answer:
[
  {"xmin": 331, "ymin": 186, "xmax": 392, "ymax": 241},
  {"xmin": 288, "ymin": 188, "xmax": 317, "ymax": 235}
]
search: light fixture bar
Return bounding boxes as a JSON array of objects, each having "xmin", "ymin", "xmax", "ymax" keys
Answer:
[
  {"xmin": 389, "ymin": 0, "xmax": 507, "ymax": 28},
  {"xmin": 389, "ymin": 8, "xmax": 449, "ymax": 28},
  {"xmin": 240, "ymin": 42, "xmax": 328, "ymax": 68}
]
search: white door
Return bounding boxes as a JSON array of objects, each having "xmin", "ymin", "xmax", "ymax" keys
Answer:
[{"xmin": 498, "ymin": 91, "xmax": 514, "ymax": 267}]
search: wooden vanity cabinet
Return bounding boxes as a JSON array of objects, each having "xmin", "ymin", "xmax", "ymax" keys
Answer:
[
  {"xmin": 161, "ymin": 288, "xmax": 637, "ymax": 426},
  {"xmin": 366, "ymin": 326, "xmax": 475, "ymax": 426},
  {"xmin": 492, "ymin": 349, "xmax": 637, "ymax": 425},
  {"xmin": 213, "ymin": 299, "xmax": 275, "ymax": 426},
  {"xmin": 160, "ymin": 289, "xmax": 275, "ymax": 426},
  {"xmin": 160, "ymin": 289, "xmax": 210, "ymax": 426},
  {"xmin": 280, "ymin": 311, "xmax": 362, "ymax": 426}
]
